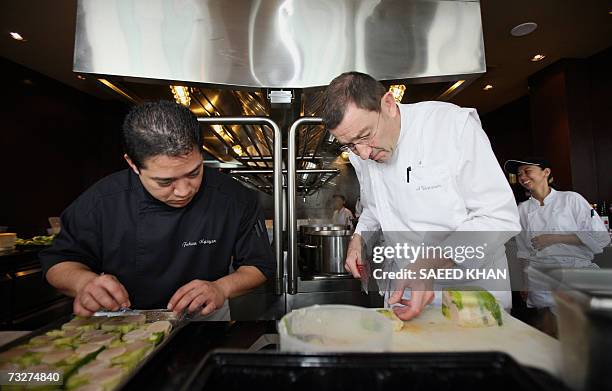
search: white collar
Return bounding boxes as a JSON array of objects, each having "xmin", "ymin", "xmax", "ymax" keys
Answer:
[{"xmin": 530, "ymin": 187, "xmax": 557, "ymax": 206}]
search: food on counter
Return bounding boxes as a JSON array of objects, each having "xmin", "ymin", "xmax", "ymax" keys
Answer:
[
  {"xmin": 40, "ymin": 349, "xmax": 75, "ymax": 365},
  {"xmin": 147, "ymin": 320, "xmax": 172, "ymax": 335},
  {"xmin": 375, "ymin": 308, "xmax": 404, "ymax": 331},
  {"xmin": 0, "ymin": 314, "xmax": 173, "ymax": 390},
  {"xmin": 96, "ymin": 346, "xmax": 127, "ymax": 362},
  {"xmin": 15, "ymin": 234, "xmax": 56, "ymax": 246},
  {"xmin": 100, "ymin": 314, "xmax": 146, "ymax": 333},
  {"xmin": 441, "ymin": 288, "xmax": 503, "ymax": 327},
  {"xmin": 75, "ymin": 343, "xmax": 104, "ymax": 357},
  {"xmin": 86, "ymin": 333, "xmax": 118, "ymax": 347}
]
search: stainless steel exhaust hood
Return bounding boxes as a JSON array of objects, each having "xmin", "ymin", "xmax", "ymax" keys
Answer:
[
  {"xmin": 73, "ymin": 0, "xmax": 486, "ymax": 197},
  {"xmin": 74, "ymin": 0, "xmax": 485, "ymax": 87}
]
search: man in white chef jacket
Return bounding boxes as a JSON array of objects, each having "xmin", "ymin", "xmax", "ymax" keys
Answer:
[
  {"xmin": 331, "ymin": 194, "xmax": 355, "ymax": 229},
  {"xmin": 322, "ymin": 72, "xmax": 521, "ymax": 320}
]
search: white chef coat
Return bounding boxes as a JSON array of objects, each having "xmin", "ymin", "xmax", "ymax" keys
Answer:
[
  {"xmin": 355, "ymin": 197, "xmax": 363, "ymax": 219},
  {"xmin": 350, "ymin": 101, "xmax": 521, "ymax": 309},
  {"xmin": 332, "ymin": 207, "xmax": 354, "ymax": 229},
  {"xmin": 515, "ymin": 188, "xmax": 610, "ymax": 308}
]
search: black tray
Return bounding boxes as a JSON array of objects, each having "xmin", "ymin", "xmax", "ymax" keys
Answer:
[{"xmin": 183, "ymin": 350, "xmax": 569, "ymax": 391}]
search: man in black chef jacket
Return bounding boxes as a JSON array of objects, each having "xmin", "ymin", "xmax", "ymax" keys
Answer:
[{"xmin": 40, "ymin": 101, "xmax": 274, "ymax": 320}]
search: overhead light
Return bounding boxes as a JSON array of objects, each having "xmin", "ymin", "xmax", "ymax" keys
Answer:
[
  {"xmin": 76, "ymin": 75, "xmax": 86, "ymax": 80},
  {"xmin": 9, "ymin": 32, "xmax": 25, "ymax": 41},
  {"xmin": 232, "ymin": 145, "xmax": 243, "ymax": 156},
  {"xmin": 170, "ymin": 85, "xmax": 191, "ymax": 107},
  {"xmin": 448, "ymin": 80, "xmax": 464, "ymax": 91},
  {"xmin": 212, "ymin": 125, "xmax": 233, "ymax": 143},
  {"xmin": 483, "ymin": 84, "xmax": 494, "ymax": 91},
  {"xmin": 438, "ymin": 80, "xmax": 465, "ymax": 100},
  {"xmin": 98, "ymin": 79, "xmax": 137, "ymax": 103},
  {"xmin": 530, "ymin": 54, "xmax": 546, "ymax": 62},
  {"xmin": 510, "ymin": 22, "xmax": 538, "ymax": 37},
  {"xmin": 388, "ymin": 84, "xmax": 406, "ymax": 102}
]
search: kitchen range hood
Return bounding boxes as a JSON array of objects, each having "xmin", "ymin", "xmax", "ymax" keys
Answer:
[
  {"xmin": 73, "ymin": 0, "xmax": 486, "ymax": 196},
  {"xmin": 74, "ymin": 0, "xmax": 485, "ymax": 88}
]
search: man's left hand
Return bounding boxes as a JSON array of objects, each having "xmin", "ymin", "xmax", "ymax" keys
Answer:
[
  {"xmin": 167, "ymin": 280, "xmax": 226, "ymax": 316},
  {"xmin": 387, "ymin": 277, "xmax": 434, "ymax": 321}
]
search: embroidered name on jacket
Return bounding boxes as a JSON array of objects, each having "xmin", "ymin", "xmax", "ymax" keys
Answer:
[{"xmin": 182, "ymin": 239, "xmax": 218, "ymax": 248}]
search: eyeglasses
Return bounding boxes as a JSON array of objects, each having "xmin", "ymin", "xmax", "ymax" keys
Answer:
[{"xmin": 338, "ymin": 111, "xmax": 381, "ymax": 153}]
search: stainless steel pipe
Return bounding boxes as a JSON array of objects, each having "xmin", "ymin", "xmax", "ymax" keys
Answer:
[
  {"xmin": 288, "ymin": 117, "xmax": 323, "ymax": 294},
  {"xmin": 197, "ymin": 117, "xmax": 283, "ymax": 295},
  {"xmin": 229, "ymin": 169, "xmax": 339, "ymax": 175}
]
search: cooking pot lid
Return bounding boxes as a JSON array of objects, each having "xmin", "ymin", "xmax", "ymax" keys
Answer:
[
  {"xmin": 300, "ymin": 224, "xmax": 350, "ymax": 233},
  {"xmin": 306, "ymin": 229, "xmax": 352, "ymax": 236}
]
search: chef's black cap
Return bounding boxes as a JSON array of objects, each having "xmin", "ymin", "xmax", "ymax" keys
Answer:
[{"xmin": 503, "ymin": 157, "xmax": 551, "ymax": 174}]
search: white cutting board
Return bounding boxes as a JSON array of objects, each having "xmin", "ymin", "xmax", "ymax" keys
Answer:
[{"xmin": 389, "ymin": 307, "xmax": 561, "ymax": 376}]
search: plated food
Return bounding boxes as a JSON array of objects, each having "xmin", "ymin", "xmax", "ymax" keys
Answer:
[{"xmin": 0, "ymin": 316, "xmax": 173, "ymax": 390}]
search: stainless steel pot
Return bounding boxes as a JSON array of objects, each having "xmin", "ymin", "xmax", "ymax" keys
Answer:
[{"xmin": 299, "ymin": 224, "xmax": 352, "ymax": 275}]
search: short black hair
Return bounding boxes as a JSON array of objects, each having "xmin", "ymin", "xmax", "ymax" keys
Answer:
[
  {"xmin": 122, "ymin": 100, "xmax": 202, "ymax": 169},
  {"xmin": 322, "ymin": 72, "xmax": 387, "ymax": 130},
  {"xmin": 332, "ymin": 194, "xmax": 346, "ymax": 203}
]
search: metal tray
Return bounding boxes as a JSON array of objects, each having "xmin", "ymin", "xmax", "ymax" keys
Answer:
[
  {"xmin": 182, "ymin": 350, "xmax": 570, "ymax": 391},
  {"xmin": 0, "ymin": 311, "xmax": 186, "ymax": 390}
]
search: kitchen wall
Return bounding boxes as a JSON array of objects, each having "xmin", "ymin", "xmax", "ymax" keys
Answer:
[
  {"xmin": 480, "ymin": 96, "xmax": 533, "ymax": 167},
  {"xmin": 0, "ymin": 57, "xmax": 128, "ymax": 237},
  {"xmin": 528, "ymin": 46, "xmax": 612, "ymax": 202},
  {"xmin": 586, "ymin": 46, "xmax": 612, "ymax": 202}
]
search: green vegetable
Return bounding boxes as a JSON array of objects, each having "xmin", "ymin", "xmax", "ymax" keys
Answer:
[
  {"xmin": 14, "ymin": 352, "xmax": 42, "ymax": 366},
  {"xmin": 441, "ymin": 304, "xmax": 449, "ymax": 318},
  {"xmin": 442, "ymin": 287, "xmax": 503, "ymax": 327},
  {"xmin": 111, "ymin": 342, "xmax": 153, "ymax": 368},
  {"xmin": 45, "ymin": 329, "xmax": 65, "ymax": 338},
  {"xmin": 449, "ymin": 290, "xmax": 464, "ymax": 310},
  {"xmin": 476, "ymin": 290, "xmax": 503, "ymax": 326},
  {"xmin": 148, "ymin": 332, "xmax": 164, "ymax": 345},
  {"xmin": 15, "ymin": 235, "xmax": 55, "ymax": 246}
]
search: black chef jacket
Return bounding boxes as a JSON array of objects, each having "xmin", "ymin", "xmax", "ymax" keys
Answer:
[{"xmin": 40, "ymin": 166, "xmax": 274, "ymax": 309}]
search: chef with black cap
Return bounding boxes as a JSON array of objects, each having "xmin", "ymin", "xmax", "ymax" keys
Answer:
[{"xmin": 504, "ymin": 157, "xmax": 610, "ymax": 334}]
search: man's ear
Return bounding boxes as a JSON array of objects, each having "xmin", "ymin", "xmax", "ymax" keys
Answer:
[
  {"xmin": 123, "ymin": 154, "xmax": 140, "ymax": 175},
  {"xmin": 381, "ymin": 91, "xmax": 397, "ymax": 116}
]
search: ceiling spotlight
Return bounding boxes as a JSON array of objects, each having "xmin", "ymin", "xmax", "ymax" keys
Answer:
[
  {"xmin": 510, "ymin": 22, "xmax": 538, "ymax": 37},
  {"xmin": 170, "ymin": 85, "xmax": 191, "ymax": 107},
  {"xmin": 76, "ymin": 75, "xmax": 86, "ymax": 80},
  {"xmin": 388, "ymin": 84, "xmax": 406, "ymax": 103},
  {"xmin": 232, "ymin": 145, "xmax": 244, "ymax": 156},
  {"xmin": 483, "ymin": 84, "xmax": 494, "ymax": 91},
  {"xmin": 9, "ymin": 32, "xmax": 26, "ymax": 41},
  {"xmin": 530, "ymin": 54, "xmax": 546, "ymax": 62}
]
